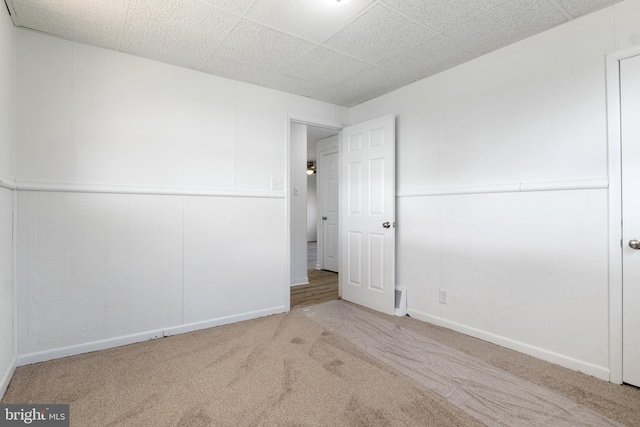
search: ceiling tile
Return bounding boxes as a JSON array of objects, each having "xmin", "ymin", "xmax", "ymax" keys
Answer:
[
  {"xmin": 285, "ymin": 47, "xmax": 370, "ymax": 86},
  {"xmin": 324, "ymin": 3, "xmax": 438, "ymax": 64},
  {"xmin": 246, "ymin": 0, "xmax": 376, "ymax": 43},
  {"xmin": 120, "ymin": 0, "xmax": 239, "ymax": 70},
  {"xmin": 12, "ymin": 1, "xmax": 74, "ymax": 39},
  {"xmin": 11, "ymin": 0, "xmax": 125, "ymax": 15},
  {"xmin": 12, "ymin": 0, "xmax": 122, "ymax": 49},
  {"xmin": 67, "ymin": 16, "xmax": 121, "ymax": 50},
  {"xmin": 382, "ymin": 0, "xmax": 503, "ymax": 32},
  {"xmin": 212, "ymin": 19, "xmax": 316, "ymax": 71},
  {"xmin": 263, "ymin": 73, "xmax": 330, "ymax": 99},
  {"xmin": 381, "ymin": 36, "xmax": 477, "ymax": 81},
  {"xmin": 318, "ymin": 67, "xmax": 413, "ymax": 107},
  {"xmin": 201, "ymin": 55, "xmax": 274, "ymax": 87},
  {"xmin": 198, "ymin": 0, "xmax": 255, "ymax": 15},
  {"xmin": 443, "ymin": 0, "xmax": 567, "ymax": 55},
  {"xmin": 554, "ymin": 0, "xmax": 619, "ymax": 18},
  {"xmin": 9, "ymin": 0, "xmax": 619, "ymax": 107}
]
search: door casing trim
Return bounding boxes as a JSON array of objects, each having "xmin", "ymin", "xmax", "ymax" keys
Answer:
[
  {"xmin": 285, "ymin": 114, "xmax": 346, "ymax": 312},
  {"xmin": 606, "ymin": 45, "xmax": 640, "ymax": 384}
]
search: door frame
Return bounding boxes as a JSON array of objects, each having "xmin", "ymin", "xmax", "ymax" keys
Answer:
[
  {"xmin": 285, "ymin": 114, "xmax": 347, "ymax": 312},
  {"xmin": 606, "ymin": 45, "xmax": 640, "ymax": 384}
]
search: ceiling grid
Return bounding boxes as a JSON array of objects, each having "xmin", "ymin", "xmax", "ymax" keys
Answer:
[{"xmin": 5, "ymin": 0, "xmax": 622, "ymax": 106}]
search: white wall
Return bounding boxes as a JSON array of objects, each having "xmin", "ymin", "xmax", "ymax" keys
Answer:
[
  {"xmin": 16, "ymin": 192, "xmax": 287, "ymax": 359},
  {"xmin": 12, "ymin": 0, "xmax": 640, "ymax": 381},
  {"xmin": 0, "ymin": 5, "xmax": 15, "ymax": 399},
  {"xmin": 0, "ymin": 188, "xmax": 13, "ymax": 396},
  {"xmin": 351, "ymin": 0, "xmax": 640, "ymax": 380},
  {"xmin": 290, "ymin": 122, "xmax": 308, "ymax": 285},
  {"xmin": 0, "ymin": 6, "xmax": 15, "ymax": 398},
  {"xmin": 0, "ymin": 11, "xmax": 13, "ymax": 184},
  {"xmin": 14, "ymin": 29, "xmax": 348, "ymax": 363}
]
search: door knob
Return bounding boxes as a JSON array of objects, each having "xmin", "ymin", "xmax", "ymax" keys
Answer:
[
  {"xmin": 382, "ymin": 222, "xmax": 391, "ymax": 229},
  {"xmin": 322, "ymin": 216, "xmax": 327, "ymax": 220},
  {"xmin": 630, "ymin": 240, "xmax": 640, "ymax": 250}
]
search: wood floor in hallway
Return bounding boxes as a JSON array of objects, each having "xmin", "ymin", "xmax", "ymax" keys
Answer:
[
  {"xmin": 291, "ymin": 269, "xmax": 339, "ymax": 308},
  {"xmin": 291, "ymin": 241, "xmax": 339, "ymax": 308}
]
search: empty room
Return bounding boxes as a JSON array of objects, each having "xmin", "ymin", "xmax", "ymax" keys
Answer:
[{"xmin": 1, "ymin": 0, "xmax": 640, "ymax": 425}]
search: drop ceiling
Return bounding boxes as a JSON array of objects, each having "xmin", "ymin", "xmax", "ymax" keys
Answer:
[{"xmin": 4, "ymin": 0, "xmax": 621, "ymax": 107}]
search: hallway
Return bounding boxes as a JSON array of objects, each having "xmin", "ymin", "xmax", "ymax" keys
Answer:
[{"xmin": 291, "ymin": 242, "xmax": 339, "ymax": 308}]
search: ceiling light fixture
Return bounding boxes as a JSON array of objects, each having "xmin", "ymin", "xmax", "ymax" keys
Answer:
[
  {"xmin": 307, "ymin": 162, "xmax": 316, "ymax": 175},
  {"xmin": 335, "ymin": 0, "xmax": 353, "ymax": 4}
]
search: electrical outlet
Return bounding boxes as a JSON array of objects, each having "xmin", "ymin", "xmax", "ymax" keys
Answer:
[{"xmin": 439, "ymin": 289, "xmax": 448, "ymax": 305}]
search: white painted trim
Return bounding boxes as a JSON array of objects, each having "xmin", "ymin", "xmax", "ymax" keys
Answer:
[
  {"xmin": 606, "ymin": 46, "xmax": 640, "ymax": 385},
  {"xmin": 12, "ymin": 189, "xmax": 17, "ymax": 382},
  {"xmin": 520, "ymin": 178, "xmax": 608, "ymax": 192},
  {"xmin": 407, "ymin": 308, "xmax": 610, "ymax": 381},
  {"xmin": 290, "ymin": 277, "xmax": 309, "ymax": 287},
  {"xmin": 285, "ymin": 116, "xmax": 292, "ymax": 312},
  {"xmin": 17, "ymin": 329, "xmax": 166, "ymax": 366},
  {"xmin": 397, "ymin": 178, "xmax": 608, "ymax": 198},
  {"xmin": 288, "ymin": 113, "xmax": 348, "ymax": 130},
  {"xmin": 163, "ymin": 306, "xmax": 285, "ymax": 336},
  {"xmin": 15, "ymin": 181, "xmax": 285, "ymax": 199},
  {"xmin": 606, "ymin": 53, "xmax": 623, "ymax": 385},
  {"xmin": 399, "ymin": 183, "xmax": 519, "ymax": 197},
  {"xmin": 0, "ymin": 358, "xmax": 16, "ymax": 399},
  {"xmin": 17, "ymin": 306, "xmax": 285, "ymax": 366},
  {"xmin": 0, "ymin": 173, "xmax": 16, "ymax": 190}
]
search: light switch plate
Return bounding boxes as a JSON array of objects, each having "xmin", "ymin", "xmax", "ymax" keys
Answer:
[{"xmin": 271, "ymin": 177, "xmax": 283, "ymax": 190}]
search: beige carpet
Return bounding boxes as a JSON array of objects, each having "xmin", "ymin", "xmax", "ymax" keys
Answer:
[{"xmin": 3, "ymin": 301, "xmax": 640, "ymax": 426}]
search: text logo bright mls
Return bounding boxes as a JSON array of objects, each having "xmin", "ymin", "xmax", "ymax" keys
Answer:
[{"xmin": 0, "ymin": 405, "xmax": 68, "ymax": 426}]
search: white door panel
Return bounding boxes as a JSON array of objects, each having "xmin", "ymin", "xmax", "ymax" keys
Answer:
[
  {"xmin": 322, "ymin": 151, "xmax": 339, "ymax": 272},
  {"xmin": 622, "ymin": 53, "xmax": 640, "ymax": 387},
  {"xmin": 340, "ymin": 115, "xmax": 395, "ymax": 315},
  {"xmin": 317, "ymin": 135, "xmax": 339, "ymax": 273}
]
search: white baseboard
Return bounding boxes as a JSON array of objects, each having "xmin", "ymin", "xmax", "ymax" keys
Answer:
[
  {"xmin": 0, "ymin": 358, "xmax": 16, "ymax": 399},
  {"xmin": 17, "ymin": 330, "xmax": 165, "ymax": 366},
  {"xmin": 164, "ymin": 306, "xmax": 285, "ymax": 336},
  {"xmin": 17, "ymin": 306, "xmax": 286, "ymax": 367},
  {"xmin": 290, "ymin": 277, "xmax": 309, "ymax": 287},
  {"xmin": 407, "ymin": 308, "xmax": 610, "ymax": 381}
]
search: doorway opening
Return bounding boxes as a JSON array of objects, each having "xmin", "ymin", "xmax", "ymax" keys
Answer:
[{"xmin": 288, "ymin": 118, "xmax": 343, "ymax": 310}]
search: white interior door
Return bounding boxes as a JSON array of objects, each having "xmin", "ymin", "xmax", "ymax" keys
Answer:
[
  {"xmin": 621, "ymin": 53, "xmax": 640, "ymax": 388},
  {"xmin": 321, "ymin": 150, "xmax": 339, "ymax": 272},
  {"xmin": 340, "ymin": 115, "xmax": 395, "ymax": 315}
]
